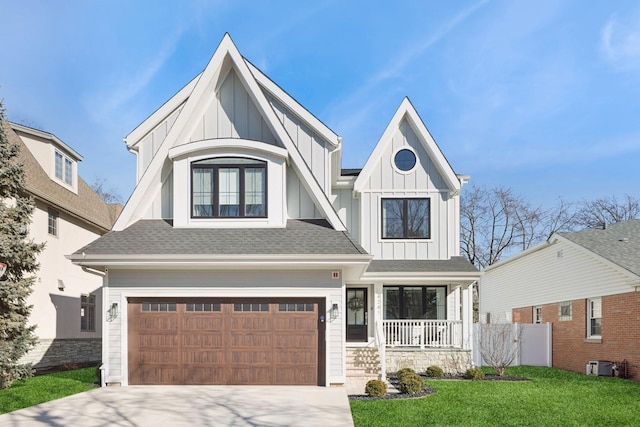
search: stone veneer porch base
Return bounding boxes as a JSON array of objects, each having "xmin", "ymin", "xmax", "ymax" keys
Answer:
[{"xmin": 386, "ymin": 348, "xmax": 472, "ymax": 374}]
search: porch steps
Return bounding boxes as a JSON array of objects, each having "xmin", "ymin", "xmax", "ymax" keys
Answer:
[{"xmin": 346, "ymin": 347, "xmax": 382, "ymax": 379}]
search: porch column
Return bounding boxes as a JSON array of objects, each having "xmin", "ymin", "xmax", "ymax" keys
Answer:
[
  {"xmin": 461, "ymin": 283, "xmax": 472, "ymax": 350},
  {"xmin": 373, "ymin": 283, "xmax": 384, "ymax": 325}
]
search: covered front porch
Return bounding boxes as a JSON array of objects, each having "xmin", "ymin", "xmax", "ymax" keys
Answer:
[{"xmin": 345, "ymin": 259, "xmax": 479, "ymax": 380}]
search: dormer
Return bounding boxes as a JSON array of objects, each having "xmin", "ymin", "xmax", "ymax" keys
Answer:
[{"xmin": 9, "ymin": 122, "xmax": 82, "ymax": 194}]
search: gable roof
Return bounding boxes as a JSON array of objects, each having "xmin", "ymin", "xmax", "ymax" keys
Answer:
[
  {"xmin": 353, "ymin": 97, "xmax": 462, "ymax": 195},
  {"xmin": 114, "ymin": 33, "xmax": 345, "ymax": 231},
  {"xmin": 555, "ymin": 220, "xmax": 640, "ymax": 277},
  {"xmin": 70, "ymin": 219, "xmax": 368, "ymax": 261},
  {"xmin": 4, "ymin": 121, "xmax": 119, "ymax": 231}
]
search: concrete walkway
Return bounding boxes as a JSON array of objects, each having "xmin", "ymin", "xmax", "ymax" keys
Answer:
[{"xmin": 0, "ymin": 385, "xmax": 354, "ymax": 427}]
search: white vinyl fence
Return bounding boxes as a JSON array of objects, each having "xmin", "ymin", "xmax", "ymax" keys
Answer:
[{"xmin": 472, "ymin": 323, "xmax": 552, "ymax": 367}]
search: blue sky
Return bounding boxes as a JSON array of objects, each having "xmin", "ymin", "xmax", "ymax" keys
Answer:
[{"xmin": 2, "ymin": 1, "xmax": 639, "ymax": 207}]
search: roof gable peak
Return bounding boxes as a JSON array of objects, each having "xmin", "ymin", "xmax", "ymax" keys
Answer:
[{"xmin": 353, "ymin": 97, "xmax": 462, "ymax": 195}]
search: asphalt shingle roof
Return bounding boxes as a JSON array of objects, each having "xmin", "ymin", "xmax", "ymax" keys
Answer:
[
  {"xmin": 74, "ymin": 219, "xmax": 368, "ymax": 256},
  {"xmin": 558, "ymin": 219, "xmax": 640, "ymax": 276},
  {"xmin": 367, "ymin": 257, "xmax": 478, "ymax": 273},
  {"xmin": 4, "ymin": 121, "xmax": 120, "ymax": 231}
]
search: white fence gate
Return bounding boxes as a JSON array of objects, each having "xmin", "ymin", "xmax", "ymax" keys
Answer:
[{"xmin": 472, "ymin": 323, "xmax": 552, "ymax": 367}]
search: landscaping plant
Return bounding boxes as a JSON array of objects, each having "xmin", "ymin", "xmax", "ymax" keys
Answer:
[
  {"xmin": 425, "ymin": 365, "xmax": 444, "ymax": 378},
  {"xmin": 398, "ymin": 371, "xmax": 424, "ymax": 394},
  {"xmin": 365, "ymin": 379, "xmax": 387, "ymax": 397},
  {"xmin": 464, "ymin": 366, "xmax": 485, "ymax": 380},
  {"xmin": 0, "ymin": 102, "xmax": 45, "ymax": 389}
]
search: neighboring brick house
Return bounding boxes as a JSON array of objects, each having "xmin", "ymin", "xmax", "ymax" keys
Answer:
[
  {"xmin": 3, "ymin": 121, "xmax": 120, "ymax": 369},
  {"xmin": 480, "ymin": 220, "xmax": 640, "ymax": 380}
]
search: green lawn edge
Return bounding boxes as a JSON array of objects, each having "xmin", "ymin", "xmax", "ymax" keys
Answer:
[
  {"xmin": 0, "ymin": 367, "xmax": 98, "ymax": 414},
  {"xmin": 350, "ymin": 366, "xmax": 640, "ymax": 427}
]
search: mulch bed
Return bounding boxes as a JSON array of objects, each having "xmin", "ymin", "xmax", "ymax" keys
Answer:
[{"xmin": 348, "ymin": 373, "xmax": 530, "ymax": 400}]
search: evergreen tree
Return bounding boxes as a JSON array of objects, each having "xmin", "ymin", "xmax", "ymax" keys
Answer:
[{"xmin": 0, "ymin": 101, "xmax": 44, "ymax": 389}]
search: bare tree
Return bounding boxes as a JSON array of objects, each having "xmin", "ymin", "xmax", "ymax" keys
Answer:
[
  {"xmin": 573, "ymin": 194, "xmax": 640, "ymax": 229},
  {"xmin": 461, "ymin": 185, "xmax": 545, "ymax": 269},
  {"xmin": 476, "ymin": 321, "xmax": 524, "ymax": 376},
  {"xmin": 90, "ymin": 177, "xmax": 123, "ymax": 205}
]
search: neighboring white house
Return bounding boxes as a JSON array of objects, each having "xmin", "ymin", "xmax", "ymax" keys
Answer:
[
  {"xmin": 69, "ymin": 34, "xmax": 479, "ymax": 387},
  {"xmin": 480, "ymin": 220, "xmax": 640, "ymax": 380},
  {"xmin": 3, "ymin": 121, "xmax": 120, "ymax": 370}
]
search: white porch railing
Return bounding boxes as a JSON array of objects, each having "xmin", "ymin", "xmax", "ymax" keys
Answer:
[
  {"xmin": 382, "ymin": 319, "xmax": 463, "ymax": 349},
  {"xmin": 374, "ymin": 320, "xmax": 386, "ymax": 382}
]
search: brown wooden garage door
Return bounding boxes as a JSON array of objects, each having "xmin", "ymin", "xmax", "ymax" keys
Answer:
[{"xmin": 128, "ymin": 298, "xmax": 325, "ymax": 386}]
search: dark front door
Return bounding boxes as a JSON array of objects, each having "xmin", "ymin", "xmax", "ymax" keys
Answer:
[{"xmin": 346, "ymin": 288, "xmax": 368, "ymax": 342}]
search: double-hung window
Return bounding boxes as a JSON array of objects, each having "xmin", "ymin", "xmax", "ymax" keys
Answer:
[
  {"xmin": 381, "ymin": 198, "xmax": 430, "ymax": 239},
  {"xmin": 55, "ymin": 150, "xmax": 73, "ymax": 186},
  {"xmin": 192, "ymin": 158, "xmax": 267, "ymax": 218},
  {"xmin": 587, "ymin": 298, "xmax": 602, "ymax": 338}
]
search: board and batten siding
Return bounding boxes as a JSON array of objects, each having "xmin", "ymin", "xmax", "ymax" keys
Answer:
[
  {"xmin": 105, "ymin": 269, "xmax": 345, "ymax": 385},
  {"xmin": 186, "ymin": 69, "xmax": 277, "ymax": 146},
  {"xmin": 138, "ymin": 106, "xmax": 182, "ymax": 181},
  {"xmin": 357, "ymin": 118, "xmax": 457, "ymax": 259},
  {"xmin": 268, "ymin": 94, "xmax": 330, "ymax": 192},
  {"xmin": 287, "ymin": 167, "xmax": 322, "ymax": 219},
  {"xmin": 331, "ymin": 188, "xmax": 360, "ymax": 243},
  {"xmin": 480, "ymin": 239, "xmax": 638, "ymax": 320}
]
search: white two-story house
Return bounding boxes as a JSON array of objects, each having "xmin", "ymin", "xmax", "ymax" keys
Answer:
[
  {"xmin": 3, "ymin": 121, "xmax": 120, "ymax": 370},
  {"xmin": 69, "ymin": 34, "xmax": 479, "ymax": 387}
]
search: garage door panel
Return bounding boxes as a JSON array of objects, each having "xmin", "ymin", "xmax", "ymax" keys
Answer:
[
  {"xmin": 137, "ymin": 367, "xmax": 180, "ymax": 385},
  {"xmin": 274, "ymin": 367, "xmax": 316, "ymax": 384},
  {"xmin": 128, "ymin": 299, "xmax": 323, "ymax": 385},
  {"xmin": 183, "ymin": 367, "xmax": 225, "ymax": 385},
  {"xmin": 229, "ymin": 367, "xmax": 272, "ymax": 384},
  {"xmin": 182, "ymin": 316, "xmax": 224, "ymax": 331}
]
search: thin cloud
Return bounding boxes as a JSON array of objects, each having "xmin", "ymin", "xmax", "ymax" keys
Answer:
[
  {"xmin": 600, "ymin": 13, "xmax": 640, "ymax": 70},
  {"xmin": 327, "ymin": 0, "xmax": 489, "ymax": 137},
  {"xmin": 86, "ymin": 26, "xmax": 185, "ymax": 124}
]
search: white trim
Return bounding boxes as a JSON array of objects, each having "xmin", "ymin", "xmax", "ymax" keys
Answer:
[
  {"xmin": 354, "ymin": 97, "xmax": 461, "ymax": 196},
  {"xmin": 114, "ymin": 34, "xmax": 346, "ymax": 231},
  {"xmin": 390, "ymin": 146, "xmax": 418, "ymax": 175},
  {"xmin": 246, "ymin": 61, "xmax": 340, "ymax": 148},
  {"xmin": 10, "ymin": 122, "xmax": 83, "ymax": 160},
  {"xmin": 115, "ymin": 287, "xmax": 336, "ymax": 387},
  {"xmin": 125, "ymin": 76, "xmax": 199, "ymax": 148},
  {"xmin": 168, "ymin": 138, "xmax": 288, "ymax": 161}
]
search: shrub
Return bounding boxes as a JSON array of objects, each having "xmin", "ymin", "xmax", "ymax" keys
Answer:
[
  {"xmin": 396, "ymin": 367, "xmax": 415, "ymax": 382},
  {"xmin": 464, "ymin": 367, "xmax": 485, "ymax": 380},
  {"xmin": 365, "ymin": 379, "xmax": 387, "ymax": 397},
  {"xmin": 398, "ymin": 371, "xmax": 424, "ymax": 394},
  {"xmin": 425, "ymin": 365, "xmax": 444, "ymax": 378}
]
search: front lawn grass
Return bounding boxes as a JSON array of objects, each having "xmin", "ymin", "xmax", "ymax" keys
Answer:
[
  {"xmin": 0, "ymin": 367, "xmax": 98, "ymax": 414},
  {"xmin": 351, "ymin": 366, "xmax": 640, "ymax": 426}
]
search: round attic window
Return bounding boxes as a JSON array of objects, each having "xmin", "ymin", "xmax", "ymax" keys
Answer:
[{"xmin": 394, "ymin": 149, "xmax": 417, "ymax": 172}]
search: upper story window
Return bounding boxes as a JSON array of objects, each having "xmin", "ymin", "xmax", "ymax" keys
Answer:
[
  {"xmin": 381, "ymin": 198, "xmax": 430, "ymax": 239},
  {"xmin": 55, "ymin": 150, "xmax": 73, "ymax": 186},
  {"xmin": 394, "ymin": 148, "xmax": 417, "ymax": 172},
  {"xmin": 191, "ymin": 157, "xmax": 267, "ymax": 218}
]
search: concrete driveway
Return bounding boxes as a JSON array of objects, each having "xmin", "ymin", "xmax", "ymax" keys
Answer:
[{"xmin": 0, "ymin": 385, "xmax": 354, "ymax": 427}]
